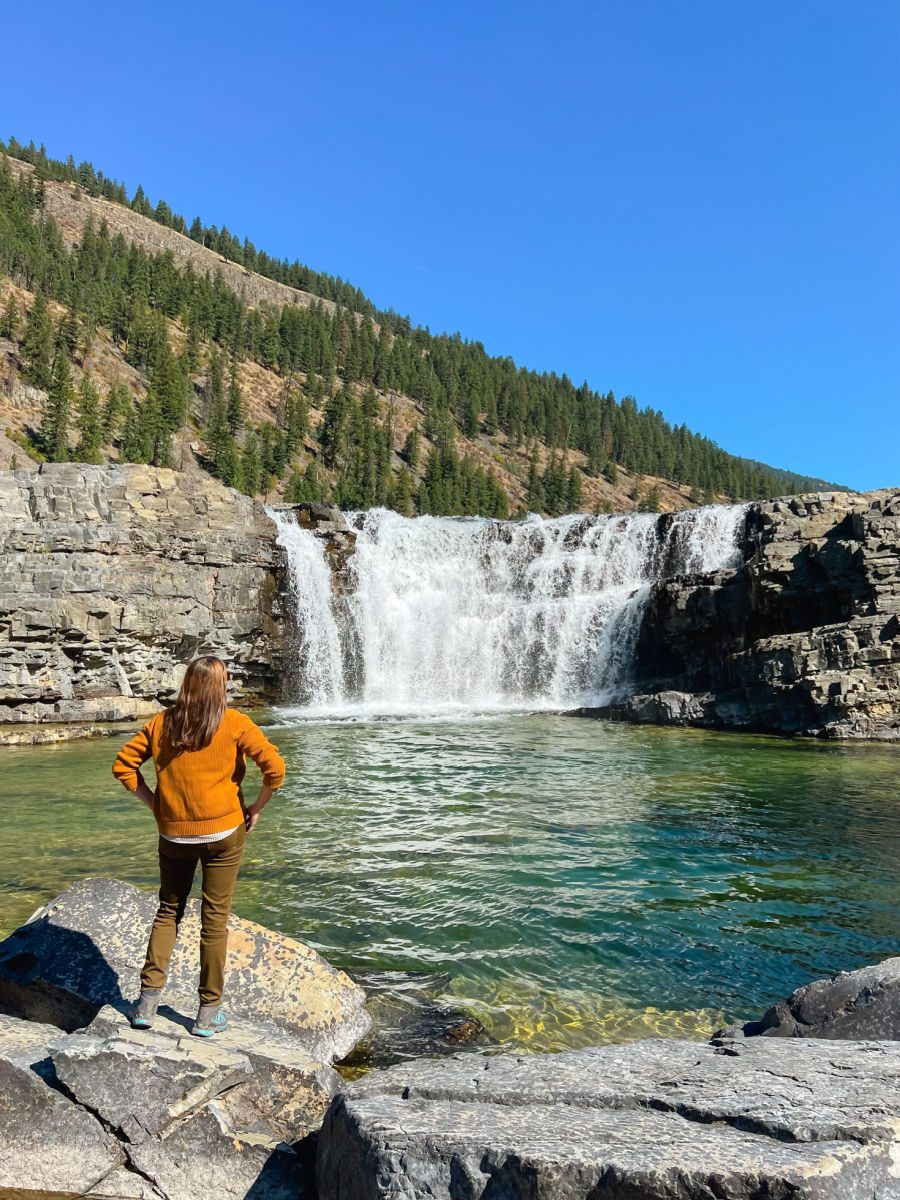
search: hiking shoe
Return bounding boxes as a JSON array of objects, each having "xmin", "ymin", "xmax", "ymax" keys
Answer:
[
  {"xmin": 191, "ymin": 1004, "xmax": 228, "ymax": 1038},
  {"xmin": 129, "ymin": 989, "xmax": 162, "ymax": 1029}
]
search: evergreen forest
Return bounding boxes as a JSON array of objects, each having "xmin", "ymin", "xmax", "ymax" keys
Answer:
[{"xmin": 0, "ymin": 137, "xmax": 844, "ymax": 516}]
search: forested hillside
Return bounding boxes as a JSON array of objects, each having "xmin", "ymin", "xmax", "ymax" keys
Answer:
[{"xmin": 0, "ymin": 138, "xmax": 844, "ymax": 516}]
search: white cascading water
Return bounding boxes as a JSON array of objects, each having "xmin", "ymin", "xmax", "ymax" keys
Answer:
[
  {"xmin": 269, "ymin": 504, "xmax": 745, "ymax": 718},
  {"xmin": 267, "ymin": 509, "xmax": 345, "ymax": 707}
]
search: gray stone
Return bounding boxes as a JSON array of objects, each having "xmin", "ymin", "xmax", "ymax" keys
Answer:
[
  {"xmin": 0, "ymin": 1009, "xmax": 63, "ymax": 1070},
  {"xmin": 51, "ymin": 1031, "xmax": 252, "ymax": 1144},
  {"xmin": 126, "ymin": 1104, "xmax": 310, "ymax": 1200},
  {"xmin": 48, "ymin": 1028, "xmax": 312, "ymax": 1198},
  {"xmin": 0, "ymin": 973, "xmax": 333, "ymax": 1198},
  {"xmin": 0, "ymin": 462, "xmax": 287, "ymax": 724},
  {"xmin": 0, "ymin": 1053, "xmax": 124, "ymax": 1196},
  {"xmin": 600, "ymin": 488, "xmax": 900, "ymax": 739},
  {"xmin": 0, "ymin": 876, "xmax": 371, "ymax": 1063},
  {"xmin": 87, "ymin": 1004, "xmax": 341, "ymax": 1140},
  {"xmin": 317, "ymin": 1037, "xmax": 900, "ymax": 1199},
  {"xmin": 732, "ymin": 955, "xmax": 900, "ymax": 1040}
]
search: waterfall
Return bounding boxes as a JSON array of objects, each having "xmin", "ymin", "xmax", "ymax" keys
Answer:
[
  {"xmin": 267, "ymin": 508, "xmax": 345, "ymax": 707},
  {"xmin": 270, "ymin": 504, "xmax": 745, "ymax": 718}
]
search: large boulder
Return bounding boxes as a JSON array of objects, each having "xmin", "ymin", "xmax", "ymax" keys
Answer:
[
  {"xmin": 317, "ymin": 1037, "xmax": 900, "ymax": 1199},
  {"xmin": 731, "ymin": 955, "xmax": 900, "ymax": 1040},
  {"xmin": 0, "ymin": 1014, "xmax": 125, "ymax": 1196},
  {"xmin": 0, "ymin": 876, "xmax": 372, "ymax": 1196},
  {"xmin": 0, "ymin": 1011, "xmax": 312, "ymax": 1199},
  {"xmin": 0, "ymin": 876, "xmax": 371, "ymax": 1061}
]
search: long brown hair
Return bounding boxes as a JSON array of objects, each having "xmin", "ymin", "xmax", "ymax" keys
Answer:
[{"xmin": 164, "ymin": 657, "xmax": 228, "ymax": 752}]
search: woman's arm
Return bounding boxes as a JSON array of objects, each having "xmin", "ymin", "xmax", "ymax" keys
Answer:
[
  {"xmin": 112, "ymin": 723, "xmax": 155, "ymax": 810},
  {"xmin": 245, "ymin": 784, "xmax": 275, "ymax": 832},
  {"xmin": 236, "ymin": 716, "xmax": 286, "ymax": 833}
]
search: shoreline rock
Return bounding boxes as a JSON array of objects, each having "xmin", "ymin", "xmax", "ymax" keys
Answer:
[
  {"xmin": 1, "ymin": 877, "xmax": 898, "ymax": 1199},
  {"xmin": 720, "ymin": 955, "xmax": 900, "ymax": 1041},
  {"xmin": 0, "ymin": 877, "xmax": 372, "ymax": 1199},
  {"xmin": 316, "ymin": 1037, "xmax": 900, "ymax": 1199}
]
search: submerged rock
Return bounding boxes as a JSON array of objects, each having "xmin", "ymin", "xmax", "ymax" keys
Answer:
[
  {"xmin": 317, "ymin": 1037, "xmax": 900, "ymax": 1199},
  {"xmin": 342, "ymin": 969, "xmax": 491, "ymax": 1069},
  {"xmin": 0, "ymin": 876, "xmax": 371, "ymax": 1061},
  {"xmin": 724, "ymin": 955, "xmax": 900, "ymax": 1041}
]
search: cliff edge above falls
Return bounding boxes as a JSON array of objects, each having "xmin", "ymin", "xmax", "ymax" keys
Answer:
[
  {"xmin": 603, "ymin": 488, "xmax": 900, "ymax": 739},
  {"xmin": 0, "ymin": 462, "xmax": 285, "ymax": 728}
]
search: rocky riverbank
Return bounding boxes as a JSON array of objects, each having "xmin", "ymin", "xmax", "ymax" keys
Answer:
[
  {"xmin": 1, "ymin": 463, "xmax": 898, "ymax": 738},
  {"xmin": 0, "ymin": 877, "xmax": 898, "ymax": 1198}
]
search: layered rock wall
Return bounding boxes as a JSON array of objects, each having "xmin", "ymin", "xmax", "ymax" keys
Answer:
[
  {"xmin": 0, "ymin": 462, "xmax": 284, "ymax": 726},
  {"xmin": 606, "ymin": 489, "xmax": 900, "ymax": 738},
  {"xmin": 1, "ymin": 465, "xmax": 898, "ymax": 738}
]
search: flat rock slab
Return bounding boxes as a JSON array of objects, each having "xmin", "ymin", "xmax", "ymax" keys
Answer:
[
  {"xmin": 317, "ymin": 1038, "xmax": 900, "ymax": 1200},
  {"xmin": 52, "ymin": 1031, "xmax": 252, "ymax": 1144},
  {"xmin": 736, "ymin": 955, "xmax": 900, "ymax": 1040},
  {"xmin": 0, "ymin": 1009, "xmax": 63, "ymax": 1071},
  {"xmin": 0, "ymin": 876, "xmax": 370, "ymax": 1062}
]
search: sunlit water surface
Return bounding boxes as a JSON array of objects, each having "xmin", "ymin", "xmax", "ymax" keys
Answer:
[{"xmin": 2, "ymin": 715, "xmax": 898, "ymax": 1052}]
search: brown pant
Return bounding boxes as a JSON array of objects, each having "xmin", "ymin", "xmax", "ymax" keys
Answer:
[{"xmin": 141, "ymin": 823, "xmax": 247, "ymax": 1006}]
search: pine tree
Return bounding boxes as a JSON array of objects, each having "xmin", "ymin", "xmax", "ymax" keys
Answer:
[
  {"xmin": 391, "ymin": 467, "xmax": 415, "ymax": 516},
  {"xmin": 227, "ymin": 365, "xmax": 243, "ymax": 435},
  {"xmin": 241, "ymin": 430, "xmax": 262, "ymax": 496},
  {"xmin": 56, "ymin": 309, "xmax": 80, "ymax": 357},
  {"xmin": 403, "ymin": 426, "xmax": 420, "ymax": 470},
  {"xmin": 43, "ymin": 354, "xmax": 72, "ymax": 461},
  {"xmin": 102, "ymin": 383, "xmax": 132, "ymax": 441},
  {"xmin": 526, "ymin": 444, "xmax": 543, "ymax": 512},
  {"xmin": 75, "ymin": 376, "xmax": 103, "ymax": 463},
  {"xmin": 0, "ymin": 293, "xmax": 19, "ymax": 339},
  {"xmin": 22, "ymin": 293, "xmax": 54, "ymax": 391}
]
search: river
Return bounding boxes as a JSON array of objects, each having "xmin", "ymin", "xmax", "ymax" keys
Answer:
[{"xmin": 4, "ymin": 713, "xmax": 898, "ymax": 1052}]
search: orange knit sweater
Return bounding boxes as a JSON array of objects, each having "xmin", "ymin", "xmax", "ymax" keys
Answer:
[{"xmin": 112, "ymin": 709, "xmax": 286, "ymax": 838}]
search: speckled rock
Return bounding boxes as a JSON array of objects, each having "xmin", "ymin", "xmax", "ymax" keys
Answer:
[
  {"xmin": 0, "ymin": 876, "xmax": 371, "ymax": 1062},
  {"xmin": 729, "ymin": 955, "xmax": 900, "ymax": 1041},
  {"xmin": 317, "ymin": 1037, "xmax": 900, "ymax": 1199},
  {"xmin": 0, "ymin": 462, "xmax": 286, "ymax": 724}
]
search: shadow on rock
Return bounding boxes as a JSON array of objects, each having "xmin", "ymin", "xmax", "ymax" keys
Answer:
[{"xmin": 0, "ymin": 919, "xmax": 123, "ymax": 1030}]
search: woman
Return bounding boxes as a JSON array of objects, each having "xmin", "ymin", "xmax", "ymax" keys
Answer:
[{"xmin": 112, "ymin": 656, "xmax": 285, "ymax": 1037}]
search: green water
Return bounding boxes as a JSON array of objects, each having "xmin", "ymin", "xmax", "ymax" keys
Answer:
[{"xmin": 2, "ymin": 715, "xmax": 898, "ymax": 1051}]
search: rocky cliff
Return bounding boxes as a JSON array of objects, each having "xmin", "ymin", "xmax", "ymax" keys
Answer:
[
  {"xmin": 601, "ymin": 488, "xmax": 900, "ymax": 738},
  {"xmin": 0, "ymin": 462, "xmax": 284, "ymax": 728},
  {"xmin": 1, "ymin": 465, "xmax": 898, "ymax": 739}
]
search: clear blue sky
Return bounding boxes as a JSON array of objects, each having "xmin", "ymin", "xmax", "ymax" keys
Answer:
[{"xmin": 4, "ymin": 1, "xmax": 897, "ymax": 488}]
